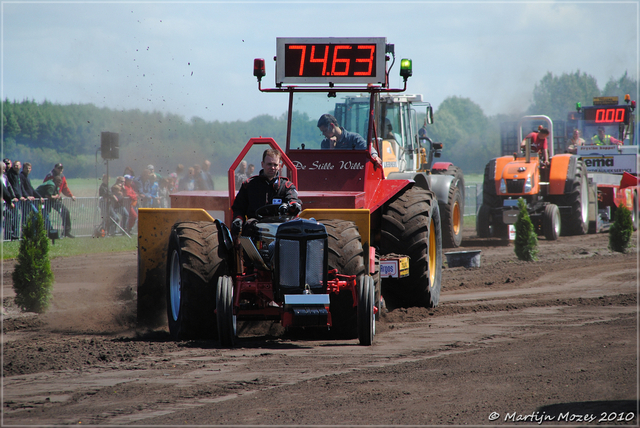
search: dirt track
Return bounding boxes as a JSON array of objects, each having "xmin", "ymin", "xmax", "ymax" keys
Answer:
[{"xmin": 2, "ymin": 227, "xmax": 638, "ymax": 426}]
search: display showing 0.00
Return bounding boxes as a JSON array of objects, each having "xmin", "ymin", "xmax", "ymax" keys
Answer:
[{"xmin": 584, "ymin": 107, "xmax": 627, "ymax": 124}]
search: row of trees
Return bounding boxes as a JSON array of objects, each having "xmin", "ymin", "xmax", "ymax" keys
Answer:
[
  {"xmin": 2, "ymin": 70, "xmax": 636, "ymax": 177},
  {"xmin": 2, "ymin": 101, "xmax": 289, "ymax": 179},
  {"xmin": 427, "ymin": 71, "xmax": 637, "ymax": 173}
]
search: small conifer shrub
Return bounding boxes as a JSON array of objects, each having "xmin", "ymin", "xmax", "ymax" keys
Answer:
[
  {"xmin": 609, "ymin": 204, "xmax": 634, "ymax": 253},
  {"xmin": 514, "ymin": 198, "xmax": 538, "ymax": 261},
  {"xmin": 11, "ymin": 209, "xmax": 55, "ymax": 313}
]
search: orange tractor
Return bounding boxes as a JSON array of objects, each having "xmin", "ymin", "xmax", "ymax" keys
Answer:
[
  {"xmin": 484, "ymin": 96, "xmax": 639, "ymax": 240},
  {"xmin": 137, "ymin": 37, "xmax": 444, "ymax": 346},
  {"xmin": 477, "ymin": 116, "xmax": 590, "ymax": 240}
]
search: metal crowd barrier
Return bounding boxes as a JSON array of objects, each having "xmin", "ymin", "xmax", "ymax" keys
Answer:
[
  {"xmin": 1, "ymin": 196, "xmax": 170, "ymax": 241},
  {"xmin": 464, "ymin": 183, "xmax": 482, "ymax": 217},
  {"xmin": 3, "ymin": 187, "xmax": 481, "ymax": 241}
]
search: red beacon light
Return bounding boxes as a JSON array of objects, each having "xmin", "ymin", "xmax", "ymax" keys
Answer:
[{"xmin": 253, "ymin": 58, "xmax": 266, "ymax": 81}]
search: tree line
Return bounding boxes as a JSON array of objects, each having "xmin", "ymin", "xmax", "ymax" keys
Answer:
[
  {"xmin": 427, "ymin": 71, "xmax": 637, "ymax": 174},
  {"xmin": 2, "ymin": 70, "xmax": 636, "ymax": 177}
]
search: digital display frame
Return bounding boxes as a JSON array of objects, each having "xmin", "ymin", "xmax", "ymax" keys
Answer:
[
  {"xmin": 275, "ymin": 37, "xmax": 387, "ymax": 85},
  {"xmin": 583, "ymin": 106, "xmax": 631, "ymax": 125}
]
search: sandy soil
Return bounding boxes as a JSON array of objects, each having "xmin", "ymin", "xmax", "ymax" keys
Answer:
[{"xmin": 2, "ymin": 227, "xmax": 638, "ymax": 426}]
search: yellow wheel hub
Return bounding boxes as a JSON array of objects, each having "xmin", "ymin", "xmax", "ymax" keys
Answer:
[
  {"xmin": 452, "ymin": 201, "xmax": 461, "ymax": 235},
  {"xmin": 429, "ymin": 217, "xmax": 436, "ymax": 287}
]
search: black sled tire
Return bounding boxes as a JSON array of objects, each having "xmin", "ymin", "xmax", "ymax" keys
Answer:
[
  {"xmin": 381, "ymin": 187, "xmax": 443, "ymax": 308},
  {"xmin": 166, "ymin": 221, "xmax": 229, "ymax": 340},
  {"xmin": 216, "ymin": 275, "xmax": 236, "ymax": 347},
  {"xmin": 322, "ymin": 219, "xmax": 365, "ymax": 338},
  {"xmin": 357, "ymin": 275, "xmax": 375, "ymax": 346}
]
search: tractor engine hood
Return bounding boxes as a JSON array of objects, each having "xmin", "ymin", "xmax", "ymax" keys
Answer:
[
  {"xmin": 501, "ymin": 160, "xmax": 538, "ymax": 181},
  {"xmin": 498, "ymin": 159, "xmax": 539, "ymax": 195}
]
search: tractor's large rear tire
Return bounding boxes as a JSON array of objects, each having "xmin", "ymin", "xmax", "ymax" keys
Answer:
[
  {"xmin": 432, "ymin": 165, "xmax": 465, "ymax": 197},
  {"xmin": 481, "ymin": 160, "xmax": 500, "ymax": 208},
  {"xmin": 323, "ymin": 219, "xmax": 365, "ymax": 338},
  {"xmin": 381, "ymin": 187, "xmax": 443, "ymax": 308},
  {"xmin": 559, "ymin": 160, "xmax": 589, "ymax": 236},
  {"xmin": 479, "ymin": 159, "xmax": 511, "ymax": 239},
  {"xmin": 216, "ymin": 275, "xmax": 236, "ymax": 347},
  {"xmin": 433, "ymin": 165, "xmax": 465, "ymax": 248},
  {"xmin": 357, "ymin": 275, "xmax": 375, "ymax": 346},
  {"xmin": 165, "ymin": 221, "xmax": 229, "ymax": 340},
  {"xmin": 543, "ymin": 204, "xmax": 561, "ymax": 240}
]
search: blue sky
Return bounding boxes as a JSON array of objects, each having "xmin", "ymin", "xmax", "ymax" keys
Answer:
[{"xmin": 2, "ymin": 1, "xmax": 638, "ymax": 123}]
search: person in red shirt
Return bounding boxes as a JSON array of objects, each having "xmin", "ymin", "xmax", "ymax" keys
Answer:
[
  {"xmin": 123, "ymin": 175, "xmax": 139, "ymax": 233},
  {"xmin": 43, "ymin": 163, "xmax": 75, "ymax": 238},
  {"xmin": 44, "ymin": 163, "xmax": 76, "ymax": 201},
  {"xmin": 521, "ymin": 126, "xmax": 550, "ymax": 165}
]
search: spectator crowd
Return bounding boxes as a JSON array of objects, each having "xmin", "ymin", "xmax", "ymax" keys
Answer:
[
  {"xmin": 234, "ymin": 160, "xmax": 255, "ymax": 189},
  {"xmin": 2, "ymin": 159, "xmax": 76, "ymax": 240},
  {"xmin": 98, "ymin": 160, "xmax": 216, "ymax": 236},
  {"xmin": 1, "ymin": 158, "xmax": 217, "ymax": 240}
]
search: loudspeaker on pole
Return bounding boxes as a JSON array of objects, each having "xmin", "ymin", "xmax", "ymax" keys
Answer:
[{"xmin": 101, "ymin": 132, "xmax": 120, "ymax": 160}]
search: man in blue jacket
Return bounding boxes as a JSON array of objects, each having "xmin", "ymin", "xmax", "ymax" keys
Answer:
[{"xmin": 318, "ymin": 114, "xmax": 367, "ymax": 150}]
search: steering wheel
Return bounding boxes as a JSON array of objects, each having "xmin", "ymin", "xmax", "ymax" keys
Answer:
[{"xmin": 255, "ymin": 204, "xmax": 282, "ymax": 220}]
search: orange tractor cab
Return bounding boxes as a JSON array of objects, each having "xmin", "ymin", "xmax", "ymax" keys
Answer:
[{"xmin": 137, "ymin": 37, "xmax": 444, "ymax": 347}]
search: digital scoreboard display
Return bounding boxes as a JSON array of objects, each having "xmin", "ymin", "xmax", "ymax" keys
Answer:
[
  {"xmin": 276, "ymin": 37, "xmax": 386, "ymax": 85},
  {"xmin": 583, "ymin": 106, "xmax": 631, "ymax": 124}
]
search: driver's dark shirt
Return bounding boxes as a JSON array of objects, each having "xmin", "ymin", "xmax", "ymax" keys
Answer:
[{"xmin": 232, "ymin": 170, "xmax": 301, "ymax": 220}]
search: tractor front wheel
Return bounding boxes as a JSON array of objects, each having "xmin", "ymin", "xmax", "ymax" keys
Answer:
[
  {"xmin": 166, "ymin": 232, "xmax": 185, "ymax": 339},
  {"xmin": 373, "ymin": 250, "xmax": 381, "ymax": 320},
  {"xmin": 559, "ymin": 160, "xmax": 589, "ymax": 236},
  {"xmin": 216, "ymin": 275, "xmax": 236, "ymax": 347},
  {"xmin": 543, "ymin": 204, "xmax": 561, "ymax": 240},
  {"xmin": 357, "ymin": 275, "xmax": 375, "ymax": 346},
  {"xmin": 323, "ymin": 219, "xmax": 365, "ymax": 338}
]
